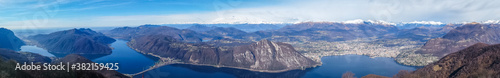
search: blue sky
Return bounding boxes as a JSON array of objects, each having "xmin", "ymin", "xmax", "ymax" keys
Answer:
[{"xmin": 1, "ymin": 0, "xmax": 500, "ymax": 29}]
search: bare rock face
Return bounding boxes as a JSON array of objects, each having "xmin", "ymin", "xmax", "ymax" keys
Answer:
[
  {"xmin": 0, "ymin": 28, "xmax": 25, "ymax": 51},
  {"xmin": 397, "ymin": 43, "xmax": 500, "ymax": 78},
  {"xmin": 228, "ymin": 39, "xmax": 319, "ymax": 71},
  {"xmin": 128, "ymin": 35, "xmax": 319, "ymax": 72},
  {"xmin": 416, "ymin": 23, "xmax": 500, "ymax": 57},
  {"xmin": 28, "ymin": 28, "xmax": 115, "ymax": 54}
]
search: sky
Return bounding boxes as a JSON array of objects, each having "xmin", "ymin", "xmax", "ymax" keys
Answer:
[{"xmin": 1, "ymin": 0, "xmax": 500, "ymax": 29}]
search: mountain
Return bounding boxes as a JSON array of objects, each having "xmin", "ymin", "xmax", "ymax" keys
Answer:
[
  {"xmin": 415, "ymin": 23, "xmax": 500, "ymax": 57},
  {"xmin": 128, "ymin": 35, "xmax": 320, "ymax": 72},
  {"xmin": 163, "ymin": 24, "xmax": 286, "ymax": 32},
  {"xmin": 222, "ymin": 24, "xmax": 285, "ymax": 32},
  {"xmin": 395, "ymin": 43, "xmax": 500, "ymax": 78},
  {"xmin": 0, "ymin": 28, "xmax": 25, "ymax": 51},
  {"xmin": 342, "ymin": 19, "xmax": 395, "ymax": 25},
  {"xmin": 392, "ymin": 24, "xmax": 458, "ymax": 41},
  {"xmin": 482, "ymin": 20, "xmax": 500, "ymax": 24},
  {"xmin": 103, "ymin": 25, "xmax": 205, "ymax": 42},
  {"xmin": 27, "ymin": 28, "xmax": 116, "ymax": 54}
]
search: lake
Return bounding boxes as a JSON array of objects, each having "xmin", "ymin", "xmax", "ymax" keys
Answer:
[
  {"xmin": 91, "ymin": 40, "xmax": 159, "ymax": 74},
  {"xmin": 21, "ymin": 40, "xmax": 416, "ymax": 77},
  {"xmin": 134, "ymin": 55, "xmax": 417, "ymax": 78},
  {"xmin": 20, "ymin": 40, "xmax": 158, "ymax": 74},
  {"xmin": 20, "ymin": 45, "xmax": 55, "ymax": 57}
]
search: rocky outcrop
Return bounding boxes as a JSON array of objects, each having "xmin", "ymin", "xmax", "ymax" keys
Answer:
[
  {"xmin": 0, "ymin": 28, "xmax": 25, "ymax": 51},
  {"xmin": 416, "ymin": 23, "xmax": 500, "ymax": 57},
  {"xmin": 128, "ymin": 35, "xmax": 319, "ymax": 72},
  {"xmin": 396, "ymin": 43, "xmax": 500, "ymax": 78},
  {"xmin": 28, "ymin": 28, "xmax": 116, "ymax": 54}
]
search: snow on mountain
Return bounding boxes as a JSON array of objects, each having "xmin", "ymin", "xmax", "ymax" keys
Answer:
[
  {"xmin": 402, "ymin": 21, "xmax": 444, "ymax": 25},
  {"xmin": 342, "ymin": 19, "xmax": 396, "ymax": 25},
  {"xmin": 482, "ymin": 20, "xmax": 500, "ymax": 24}
]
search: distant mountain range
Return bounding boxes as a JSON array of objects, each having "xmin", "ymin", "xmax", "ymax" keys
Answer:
[
  {"xmin": 103, "ymin": 25, "xmax": 205, "ymax": 43},
  {"xmin": 162, "ymin": 24, "xmax": 286, "ymax": 32}
]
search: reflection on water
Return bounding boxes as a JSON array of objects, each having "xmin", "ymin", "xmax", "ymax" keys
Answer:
[
  {"xmin": 20, "ymin": 45, "xmax": 55, "ymax": 57},
  {"xmin": 136, "ymin": 55, "xmax": 416, "ymax": 78}
]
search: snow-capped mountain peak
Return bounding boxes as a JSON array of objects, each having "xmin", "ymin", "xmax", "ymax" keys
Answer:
[
  {"xmin": 402, "ymin": 21, "xmax": 444, "ymax": 25},
  {"xmin": 342, "ymin": 19, "xmax": 395, "ymax": 25},
  {"xmin": 482, "ymin": 20, "xmax": 500, "ymax": 24}
]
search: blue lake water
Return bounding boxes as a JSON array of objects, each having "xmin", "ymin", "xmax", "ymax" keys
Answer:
[
  {"xmin": 135, "ymin": 55, "xmax": 416, "ymax": 78},
  {"xmin": 301, "ymin": 55, "xmax": 416, "ymax": 78},
  {"xmin": 91, "ymin": 40, "xmax": 158, "ymax": 74},
  {"xmin": 20, "ymin": 45, "xmax": 55, "ymax": 57},
  {"xmin": 21, "ymin": 40, "xmax": 417, "ymax": 77}
]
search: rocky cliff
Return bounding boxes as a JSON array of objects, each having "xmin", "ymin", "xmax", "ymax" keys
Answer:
[
  {"xmin": 28, "ymin": 28, "xmax": 116, "ymax": 54},
  {"xmin": 128, "ymin": 35, "xmax": 320, "ymax": 72},
  {"xmin": 0, "ymin": 28, "xmax": 25, "ymax": 51}
]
